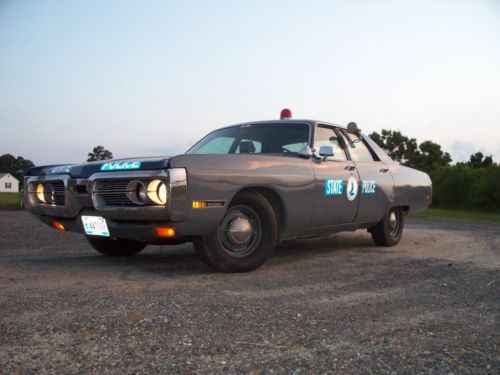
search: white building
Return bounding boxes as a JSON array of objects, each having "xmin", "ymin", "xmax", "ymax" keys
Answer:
[{"xmin": 0, "ymin": 173, "xmax": 19, "ymax": 193}]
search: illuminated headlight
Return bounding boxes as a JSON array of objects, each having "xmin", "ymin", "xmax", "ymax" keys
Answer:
[
  {"xmin": 35, "ymin": 183, "xmax": 55, "ymax": 204},
  {"xmin": 147, "ymin": 179, "xmax": 168, "ymax": 205},
  {"xmin": 36, "ymin": 183, "xmax": 46, "ymax": 203},
  {"xmin": 125, "ymin": 179, "xmax": 168, "ymax": 206}
]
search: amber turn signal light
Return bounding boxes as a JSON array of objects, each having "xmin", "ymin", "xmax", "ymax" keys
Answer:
[
  {"xmin": 192, "ymin": 201, "xmax": 207, "ymax": 208},
  {"xmin": 155, "ymin": 227, "xmax": 176, "ymax": 237},
  {"xmin": 52, "ymin": 221, "xmax": 66, "ymax": 231}
]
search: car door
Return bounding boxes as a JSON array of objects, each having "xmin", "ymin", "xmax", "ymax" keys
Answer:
[
  {"xmin": 338, "ymin": 129, "xmax": 395, "ymax": 223},
  {"xmin": 308, "ymin": 125, "xmax": 359, "ymax": 228}
]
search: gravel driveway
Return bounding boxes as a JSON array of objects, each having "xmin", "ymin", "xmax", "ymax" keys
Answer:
[{"xmin": 0, "ymin": 211, "xmax": 498, "ymax": 374}]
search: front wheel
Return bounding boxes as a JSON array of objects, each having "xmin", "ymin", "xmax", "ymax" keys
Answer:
[
  {"xmin": 194, "ymin": 192, "xmax": 278, "ymax": 272},
  {"xmin": 86, "ymin": 236, "xmax": 146, "ymax": 256},
  {"xmin": 370, "ymin": 207, "xmax": 404, "ymax": 246}
]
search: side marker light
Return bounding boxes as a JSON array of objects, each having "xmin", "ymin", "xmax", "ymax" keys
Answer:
[
  {"xmin": 52, "ymin": 221, "xmax": 66, "ymax": 231},
  {"xmin": 192, "ymin": 201, "xmax": 207, "ymax": 208},
  {"xmin": 155, "ymin": 227, "xmax": 176, "ymax": 237}
]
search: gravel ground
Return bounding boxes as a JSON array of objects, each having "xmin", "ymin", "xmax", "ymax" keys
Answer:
[{"xmin": 0, "ymin": 211, "xmax": 498, "ymax": 374}]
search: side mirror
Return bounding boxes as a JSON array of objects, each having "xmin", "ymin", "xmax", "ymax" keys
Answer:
[
  {"xmin": 319, "ymin": 145, "xmax": 334, "ymax": 159},
  {"xmin": 347, "ymin": 122, "xmax": 361, "ymax": 134},
  {"xmin": 298, "ymin": 145, "xmax": 313, "ymax": 159}
]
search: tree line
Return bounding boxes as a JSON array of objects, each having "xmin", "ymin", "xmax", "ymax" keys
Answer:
[{"xmin": 369, "ymin": 130, "xmax": 499, "ymax": 212}]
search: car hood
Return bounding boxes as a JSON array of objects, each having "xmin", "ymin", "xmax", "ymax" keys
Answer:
[{"xmin": 27, "ymin": 157, "xmax": 172, "ymax": 179}]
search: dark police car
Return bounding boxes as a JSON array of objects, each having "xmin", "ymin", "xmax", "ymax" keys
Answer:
[{"xmin": 24, "ymin": 110, "xmax": 432, "ymax": 272}]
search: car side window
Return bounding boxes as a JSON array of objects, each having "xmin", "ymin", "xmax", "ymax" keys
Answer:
[
  {"xmin": 313, "ymin": 126, "xmax": 347, "ymax": 161},
  {"xmin": 282, "ymin": 142, "xmax": 308, "ymax": 153},
  {"xmin": 340, "ymin": 131, "xmax": 375, "ymax": 162},
  {"xmin": 188, "ymin": 124, "xmax": 310, "ymax": 155},
  {"xmin": 193, "ymin": 136, "xmax": 235, "ymax": 154}
]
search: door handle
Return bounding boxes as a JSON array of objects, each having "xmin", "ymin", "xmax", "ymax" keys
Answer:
[
  {"xmin": 344, "ymin": 166, "xmax": 356, "ymax": 171},
  {"xmin": 379, "ymin": 168, "xmax": 389, "ymax": 173}
]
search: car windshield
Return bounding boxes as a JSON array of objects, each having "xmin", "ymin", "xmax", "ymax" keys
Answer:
[{"xmin": 187, "ymin": 123, "xmax": 310, "ymax": 155}]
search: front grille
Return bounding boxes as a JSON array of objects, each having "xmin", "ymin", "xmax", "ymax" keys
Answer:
[
  {"xmin": 96, "ymin": 180, "xmax": 130, "ymax": 192},
  {"xmin": 93, "ymin": 178, "xmax": 167, "ymax": 207},
  {"xmin": 100, "ymin": 192, "xmax": 135, "ymax": 207}
]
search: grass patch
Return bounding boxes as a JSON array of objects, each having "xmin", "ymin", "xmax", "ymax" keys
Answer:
[
  {"xmin": 411, "ymin": 208, "xmax": 500, "ymax": 224},
  {"xmin": 0, "ymin": 192, "xmax": 23, "ymax": 210}
]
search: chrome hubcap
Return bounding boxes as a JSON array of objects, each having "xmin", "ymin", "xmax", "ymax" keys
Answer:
[
  {"xmin": 217, "ymin": 206, "xmax": 262, "ymax": 258},
  {"xmin": 388, "ymin": 209, "xmax": 399, "ymax": 236},
  {"xmin": 227, "ymin": 217, "xmax": 253, "ymax": 245},
  {"xmin": 389, "ymin": 211, "xmax": 397, "ymax": 229}
]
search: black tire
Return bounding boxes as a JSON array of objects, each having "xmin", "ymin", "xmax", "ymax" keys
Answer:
[
  {"xmin": 194, "ymin": 192, "xmax": 278, "ymax": 273},
  {"xmin": 193, "ymin": 240, "xmax": 212, "ymax": 265},
  {"xmin": 86, "ymin": 236, "xmax": 146, "ymax": 256},
  {"xmin": 370, "ymin": 207, "xmax": 404, "ymax": 246}
]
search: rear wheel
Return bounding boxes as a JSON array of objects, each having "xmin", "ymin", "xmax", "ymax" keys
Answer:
[
  {"xmin": 194, "ymin": 192, "xmax": 278, "ymax": 272},
  {"xmin": 86, "ymin": 236, "xmax": 146, "ymax": 256},
  {"xmin": 370, "ymin": 207, "xmax": 404, "ymax": 246}
]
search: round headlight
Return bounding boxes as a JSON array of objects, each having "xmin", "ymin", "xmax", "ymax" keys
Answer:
[
  {"xmin": 126, "ymin": 180, "xmax": 147, "ymax": 205},
  {"xmin": 147, "ymin": 179, "xmax": 168, "ymax": 205},
  {"xmin": 137, "ymin": 183, "xmax": 147, "ymax": 203},
  {"xmin": 36, "ymin": 183, "xmax": 46, "ymax": 203},
  {"xmin": 44, "ymin": 184, "xmax": 55, "ymax": 204}
]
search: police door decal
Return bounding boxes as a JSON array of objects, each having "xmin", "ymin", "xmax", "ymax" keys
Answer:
[
  {"xmin": 361, "ymin": 180, "xmax": 377, "ymax": 195},
  {"xmin": 324, "ymin": 179, "xmax": 344, "ymax": 196},
  {"xmin": 346, "ymin": 176, "xmax": 358, "ymax": 201}
]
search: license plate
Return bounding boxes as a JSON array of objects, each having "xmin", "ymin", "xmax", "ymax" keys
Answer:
[{"xmin": 81, "ymin": 216, "xmax": 110, "ymax": 237}]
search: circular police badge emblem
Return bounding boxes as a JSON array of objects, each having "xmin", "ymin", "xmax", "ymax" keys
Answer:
[{"xmin": 346, "ymin": 176, "xmax": 358, "ymax": 201}]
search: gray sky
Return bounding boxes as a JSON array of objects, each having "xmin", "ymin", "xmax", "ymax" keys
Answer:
[{"xmin": 1, "ymin": 0, "xmax": 499, "ymax": 165}]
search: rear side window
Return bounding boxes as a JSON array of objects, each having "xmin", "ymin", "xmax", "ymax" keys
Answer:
[{"xmin": 340, "ymin": 131, "xmax": 375, "ymax": 162}]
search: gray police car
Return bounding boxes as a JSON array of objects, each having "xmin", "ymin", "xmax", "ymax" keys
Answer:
[{"xmin": 24, "ymin": 109, "xmax": 432, "ymax": 272}]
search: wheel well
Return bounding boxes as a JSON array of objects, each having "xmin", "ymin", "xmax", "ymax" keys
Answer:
[
  {"xmin": 230, "ymin": 187, "xmax": 286, "ymax": 235},
  {"xmin": 400, "ymin": 205, "xmax": 410, "ymax": 215}
]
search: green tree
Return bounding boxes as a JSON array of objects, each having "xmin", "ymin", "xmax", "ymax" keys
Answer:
[
  {"xmin": 467, "ymin": 152, "xmax": 494, "ymax": 168},
  {"xmin": 369, "ymin": 130, "xmax": 418, "ymax": 164},
  {"xmin": 430, "ymin": 165, "xmax": 499, "ymax": 211},
  {"xmin": 0, "ymin": 154, "xmax": 35, "ymax": 187},
  {"xmin": 87, "ymin": 146, "xmax": 113, "ymax": 162},
  {"xmin": 369, "ymin": 130, "xmax": 452, "ymax": 173},
  {"xmin": 412, "ymin": 140, "xmax": 452, "ymax": 173}
]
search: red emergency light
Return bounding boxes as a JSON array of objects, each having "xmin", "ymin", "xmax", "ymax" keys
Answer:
[{"xmin": 280, "ymin": 108, "xmax": 292, "ymax": 119}]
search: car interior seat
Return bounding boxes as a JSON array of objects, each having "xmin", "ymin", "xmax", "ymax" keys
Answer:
[{"xmin": 239, "ymin": 141, "xmax": 256, "ymax": 154}]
